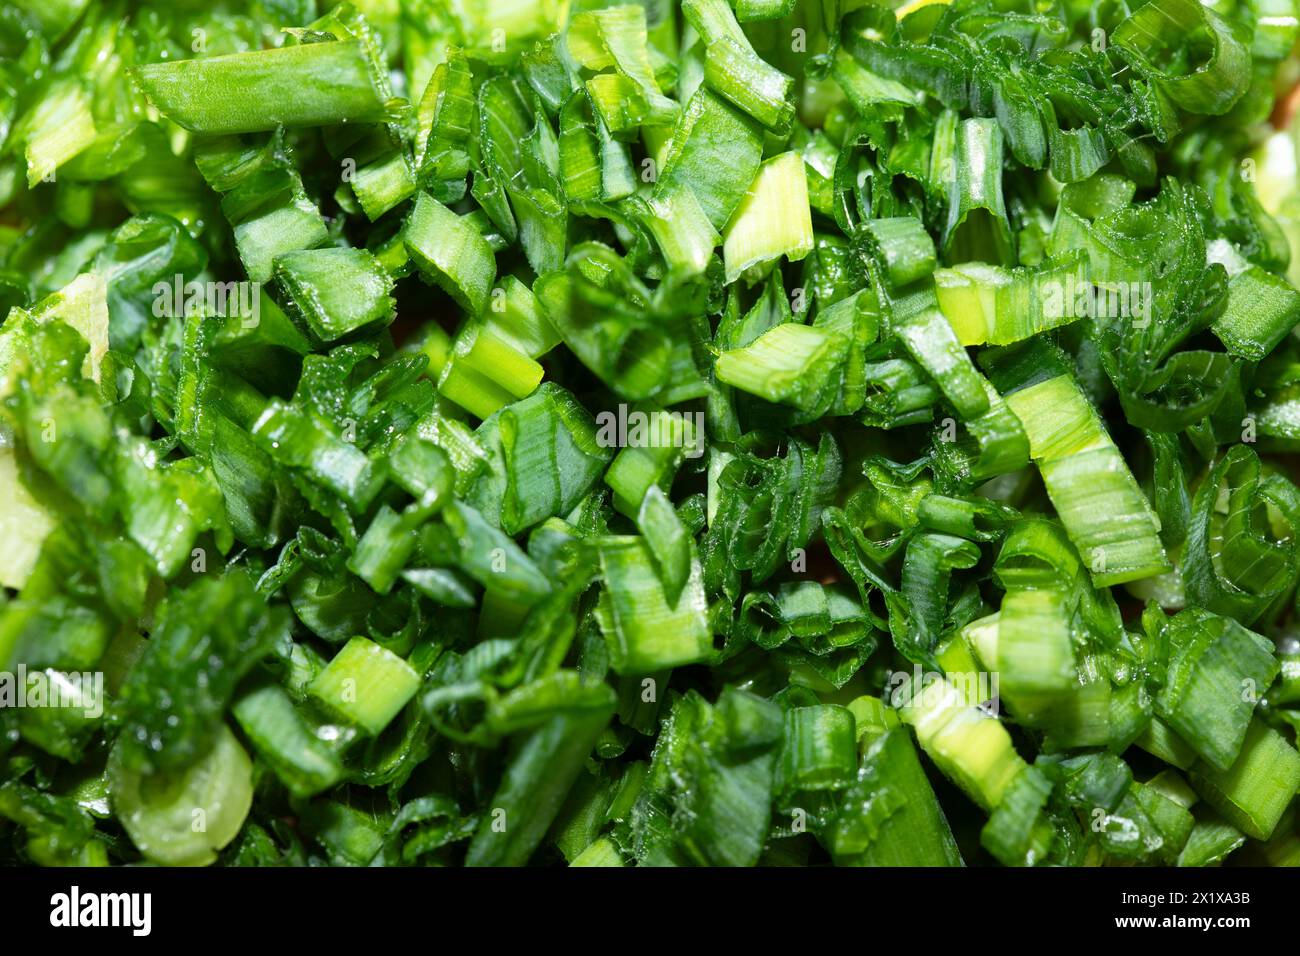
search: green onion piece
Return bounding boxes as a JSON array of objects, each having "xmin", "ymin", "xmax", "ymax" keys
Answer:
[
  {"xmin": 1146, "ymin": 768, "xmax": 1198, "ymax": 809},
  {"xmin": 779, "ymin": 705, "xmax": 858, "ymax": 793},
  {"xmin": 415, "ymin": 50, "xmax": 474, "ymax": 171},
  {"xmin": 946, "ymin": 379, "xmax": 1029, "ymax": 482},
  {"xmin": 218, "ymin": 164, "xmax": 330, "ymax": 283},
  {"xmin": 899, "ymin": 533, "xmax": 981, "ymax": 664},
  {"xmin": 934, "ymin": 264, "xmax": 1005, "ymax": 346},
  {"xmin": 1189, "ymin": 719, "xmax": 1300, "ymax": 840},
  {"xmin": 1050, "ymin": 751, "xmax": 1134, "ymax": 815},
  {"xmin": 551, "ymin": 762, "xmax": 612, "ymax": 858},
  {"xmin": 14, "ymin": 78, "xmax": 96, "ymax": 186},
  {"xmin": 937, "ymin": 255, "xmax": 1092, "ymax": 346},
  {"xmin": 488, "ymin": 672, "xmax": 617, "ymax": 736},
  {"xmin": 861, "ymin": 358, "xmax": 941, "ymax": 427},
  {"xmin": 596, "ymin": 113, "xmax": 638, "ymax": 200},
  {"xmin": 414, "ymin": 411, "xmax": 490, "ymax": 495},
  {"xmin": 570, "ymin": 835, "xmax": 625, "ymax": 866},
  {"xmin": 714, "ymin": 322, "xmax": 847, "ymax": 414},
  {"xmin": 474, "ymin": 383, "xmax": 612, "ymax": 535},
  {"xmin": 829, "ymin": 726, "xmax": 963, "ymax": 866},
  {"xmin": 702, "ymin": 36, "xmax": 794, "ymax": 132},
  {"xmin": 901, "ymin": 673, "xmax": 1027, "ymax": 812},
  {"xmin": 1135, "ymin": 717, "xmax": 1201, "ymax": 771},
  {"xmin": 558, "ymin": 91, "xmax": 605, "ymax": 202},
  {"xmin": 297, "ymin": 798, "xmax": 388, "ymax": 865},
  {"xmin": 894, "ymin": 305, "xmax": 991, "ymax": 419},
  {"xmin": 681, "ymin": 0, "xmax": 746, "ymax": 45},
  {"xmin": 1182, "ymin": 444, "xmax": 1300, "ymax": 625},
  {"xmin": 1004, "ymin": 373, "xmax": 1169, "ymax": 586},
  {"xmin": 831, "ymin": 47, "xmax": 923, "ymax": 118},
  {"xmin": 1131, "ymin": 781, "xmax": 1196, "ymax": 863},
  {"xmin": 980, "ymin": 766, "xmax": 1055, "ymax": 866},
  {"xmin": 1249, "ymin": 808, "xmax": 1300, "ymax": 865},
  {"xmin": 722, "ymin": 151, "xmax": 814, "ymax": 284},
  {"xmin": 441, "ymin": 500, "xmax": 553, "ymax": 606},
  {"xmin": 917, "ymin": 493, "xmax": 1015, "ymax": 541},
  {"xmin": 115, "ymin": 573, "xmax": 286, "ymax": 773},
  {"xmin": 466, "ymin": 702, "xmax": 615, "ymax": 866},
  {"xmin": 942, "ymin": 118, "xmax": 1014, "ymax": 266},
  {"xmin": 0, "ymin": 781, "xmax": 108, "ymax": 866},
  {"xmin": 596, "ymin": 535, "xmax": 712, "ymax": 674},
  {"xmin": 348, "ymin": 504, "xmax": 431, "ymax": 595},
  {"xmin": 308, "ymin": 637, "xmax": 421, "ymax": 736},
  {"xmin": 1252, "ymin": 0, "xmax": 1300, "ymax": 60},
  {"xmin": 812, "ymin": 289, "xmax": 880, "ymax": 416},
  {"xmin": 251, "ymin": 398, "xmax": 382, "ymax": 511},
  {"xmin": 566, "ymin": 5, "xmax": 677, "ymax": 129},
  {"xmin": 131, "ymin": 40, "xmax": 393, "ymax": 133},
  {"xmin": 846, "ymin": 696, "xmax": 901, "ymax": 744},
  {"xmin": 644, "ymin": 180, "xmax": 721, "ymax": 277},
  {"xmin": 1177, "ymin": 810, "xmax": 1247, "ymax": 867},
  {"xmin": 602, "ymin": 406, "xmax": 699, "ymax": 516},
  {"xmin": 735, "ymin": 0, "xmax": 796, "ymax": 18},
  {"xmin": 273, "ymin": 247, "xmax": 395, "ymax": 343},
  {"xmin": 1155, "ymin": 609, "xmax": 1278, "ymax": 772},
  {"xmin": 1112, "ymin": 0, "xmax": 1251, "ymax": 116},
  {"xmin": 232, "ymin": 682, "xmax": 344, "ymax": 799},
  {"xmin": 0, "ymin": 446, "xmax": 55, "ymax": 589},
  {"xmin": 108, "ymin": 724, "xmax": 253, "ymax": 866},
  {"xmin": 682, "ymin": 0, "xmax": 792, "ymax": 131},
  {"xmin": 402, "ymin": 567, "xmax": 478, "ymax": 608},
  {"xmin": 342, "ymin": 130, "xmax": 416, "ymax": 222},
  {"xmin": 26, "ymin": 271, "xmax": 109, "ymax": 386},
  {"xmin": 863, "ymin": 217, "xmax": 937, "ymax": 289},
  {"xmin": 655, "ymin": 88, "xmax": 763, "ymax": 232},
  {"xmin": 533, "ymin": 245, "xmax": 683, "ymax": 402},
  {"xmin": 637, "ymin": 485, "xmax": 692, "ymax": 606},
  {"xmin": 991, "ymin": 516, "xmax": 1087, "ymax": 589},
  {"xmin": 404, "ymin": 191, "xmax": 497, "ymax": 315},
  {"xmin": 438, "ymin": 319, "xmax": 545, "ymax": 421},
  {"xmin": 485, "ymin": 276, "xmax": 559, "ymax": 358},
  {"xmin": 1212, "ymin": 264, "xmax": 1300, "ymax": 361},
  {"xmin": 1044, "ymin": 105, "xmax": 1109, "ymax": 185},
  {"xmin": 997, "ymin": 588, "xmax": 1077, "ymax": 726},
  {"xmin": 388, "ymin": 436, "xmax": 454, "ymax": 504},
  {"xmin": 584, "ymin": 73, "xmax": 651, "ymax": 136},
  {"xmin": 665, "ymin": 688, "xmax": 784, "ymax": 866}
]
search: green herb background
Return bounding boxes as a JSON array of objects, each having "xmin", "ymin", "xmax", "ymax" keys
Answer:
[{"xmin": 2, "ymin": 0, "xmax": 1300, "ymax": 867}]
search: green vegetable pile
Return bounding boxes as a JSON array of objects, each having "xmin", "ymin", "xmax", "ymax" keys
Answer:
[{"xmin": 4, "ymin": 0, "xmax": 1300, "ymax": 868}]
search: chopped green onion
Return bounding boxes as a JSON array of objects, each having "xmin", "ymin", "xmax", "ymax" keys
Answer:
[
  {"xmin": 715, "ymin": 322, "xmax": 847, "ymax": 414},
  {"xmin": 273, "ymin": 247, "xmax": 395, "ymax": 343},
  {"xmin": 1003, "ymin": 372, "xmax": 1170, "ymax": 586},
  {"xmin": 308, "ymin": 637, "xmax": 421, "ymax": 736},
  {"xmin": 829, "ymin": 724, "xmax": 962, "ymax": 866},
  {"xmin": 1189, "ymin": 719, "xmax": 1300, "ymax": 840},
  {"xmin": 131, "ymin": 40, "xmax": 393, "ymax": 133},
  {"xmin": 6, "ymin": 0, "xmax": 1300, "ymax": 872},
  {"xmin": 404, "ymin": 191, "xmax": 497, "ymax": 315},
  {"xmin": 722, "ymin": 151, "xmax": 814, "ymax": 284},
  {"xmin": 108, "ymin": 724, "xmax": 254, "ymax": 866},
  {"xmin": 596, "ymin": 535, "xmax": 712, "ymax": 674},
  {"xmin": 232, "ymin": 682, "xmax": 344, "ymax": 799},
  {"xmin": 1155, "ymin": 609, "xmax": 1278, "ymax": 771}
]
